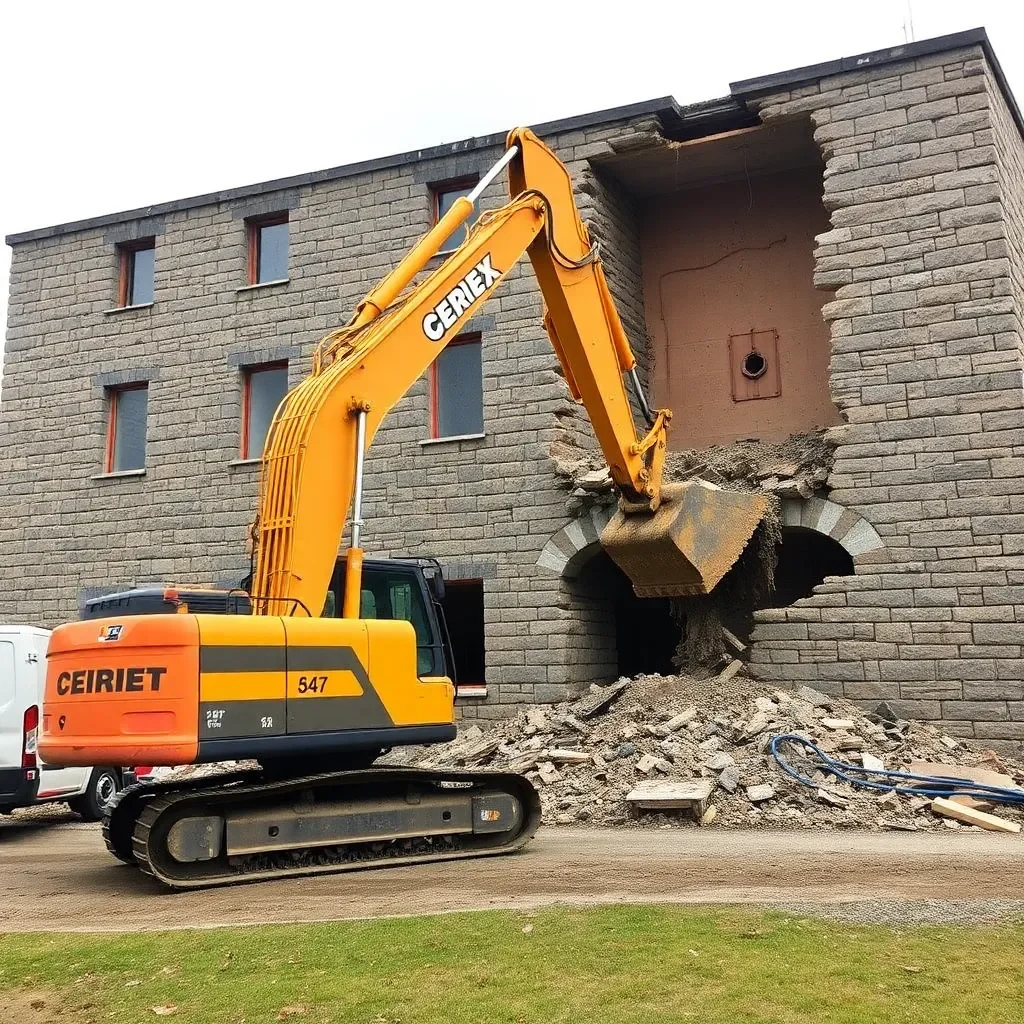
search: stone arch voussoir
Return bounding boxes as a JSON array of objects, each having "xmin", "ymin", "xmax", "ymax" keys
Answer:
[{"xmin": 537, "ymin": 496, "xmax": 886, "ymax": 577}]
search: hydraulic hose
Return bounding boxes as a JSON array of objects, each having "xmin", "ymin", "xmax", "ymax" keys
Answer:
[{"xmin": 768, "ymin": 733, "xmax": 1024, "ymax": 807}]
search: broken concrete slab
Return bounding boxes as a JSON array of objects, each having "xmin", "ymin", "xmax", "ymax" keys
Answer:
[
  {"xmin": 795, "ymin": 686, "xmax": 834, "ymax": 707},
  {"xmin": 746, "ymin": 784, "xmax": 775, "ymax": 803},
  {"xmin": 626, "ymin": 779, "xmax": 714, "ymax": 811},
  {"xmin": 822, "ymin": 718, "xmax": 856, "ymax": 731}
]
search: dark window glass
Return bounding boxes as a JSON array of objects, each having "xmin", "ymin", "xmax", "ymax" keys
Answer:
[
  {"xmin": 129, "ymin": 246, "xmax": 154, "ymax": 305},
  {"xmin": 358, "ymin": 568, "xmax": 438, "ymax": 676},
  {"xmin": 258, "ymin": 221, "xmax": 288, "ymax": 283},
  {"xmin": 244, "ymin": 364, "xmax": 288, "ymax": 459},
  {"xmin": 435, "ymin": 339, "xmax": 483, "ymax": 437},
  {"xmin": 435, "ymin": 186, "xmax": 473, "ymax": 252},
  {"xmin": 110, "ymin": 387, "xmax": 147, "ymax": 471}
]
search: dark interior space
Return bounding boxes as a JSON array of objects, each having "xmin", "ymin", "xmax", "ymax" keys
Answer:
[
  {"xmin": 577, "ymin": 551, "xmax": 677, "ymax": 676},
  {"xmin": 767, "ymin": 526, "xmax": 854, "ymax": 607},
  {"xmin": 442, "ymin": 579, "xmax": 486, "ymax": 684}
]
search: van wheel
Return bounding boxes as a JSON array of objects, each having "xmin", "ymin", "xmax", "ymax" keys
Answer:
[{"xmin": 69, "ymin": 768, "xmax": 121, "ymax": 822}]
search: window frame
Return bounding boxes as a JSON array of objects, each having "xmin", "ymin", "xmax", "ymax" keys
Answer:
[
  {"xmin": 429, "ymin": 332, "xmax": 483, "ymax": 440},
  {"xmin": 116, "ymin": 239, "xmax": 155, "ymax": 308},
  {"xmin": 105, "ymin": 382, "xmax": 149, "ymax": 474},
  {"xmin": 431, "ymin": 177, "xmax": 478, "ymax": 254},
  {"xmin": 246, "ymin": 213, "xmax": 289, "ymax": 286},
  {"xmin": 240, "ymin": 360, "xmax": 289, "ymax": 460}
]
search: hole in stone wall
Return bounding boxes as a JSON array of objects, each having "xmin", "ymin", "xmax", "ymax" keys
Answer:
[
  {"xmin": 767, "ymin": 525, "xmax": 853, "ymax": 607},
  {"xmin": 573, "ymin": 550, "xmax": 677, "ymax": 677}
]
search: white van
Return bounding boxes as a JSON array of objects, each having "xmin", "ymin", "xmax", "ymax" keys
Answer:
[{"xmin": 0, "ymin": 624, "xmax": 123, "ymax": 820}]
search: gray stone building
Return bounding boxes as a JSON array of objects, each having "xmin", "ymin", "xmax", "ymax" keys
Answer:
[{"xmin": 3, "ymin": 29, "xmax": 1024, "ymax": 747}]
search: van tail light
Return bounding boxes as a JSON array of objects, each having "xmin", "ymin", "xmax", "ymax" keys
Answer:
[{"xmin": 22, "ymin": 705, "xmax": 39, "ymax": 769}]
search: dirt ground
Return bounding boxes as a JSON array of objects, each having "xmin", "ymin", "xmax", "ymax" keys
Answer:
[{"xmin": 2, "ymin": 811, "xmax": 1023, "ymax": 932}]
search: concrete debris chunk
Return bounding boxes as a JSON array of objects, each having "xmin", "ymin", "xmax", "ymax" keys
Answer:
[
  {"xmin": 578, "ymin": 468, "xmax": 613, "ymax": 491},
  {"xmin": 701, "ymin": 804, "xmax": 718, "ymax": 826},
  {"xmin": 940, "ymin": 735, "xmax": 958, "ymax": 751},
  {"xmin": 547, "ymin": 749, "xmax": 590, "ymax": 765},
  {"xmin": 718, "ymin": 659, "xmax": 744, "ymax": 684},
  {"xmin": 718, "ymin": 767, "xmax": 741, "ymax": 793},
  {"xmin": 746, "ymin": 784, "xmax": 775, "ymax": 804},
  {"xmin": 536, "ymin": 762, "xmax": 562, "ymax": 786},
  {"xmin": 822, "ymin": 718, "xmax": 856, "ymax": 731},
  {"xmin": 817, "ymin": 789, "xmax": 850, "ymax": 809},
  {"xmin": 665, "ymin": 708, "xmax": 697, "ymax": 732},
  {"xmin": 626, "ymin": 779, "xmax": 714, "ymax": 812},
  {"xmin": 861, "ymin": 753, "xmax": 885, "ymax": 772},
  {"xmin": 635, "ymin": 754, "xmax": 661, "ymax": 774},
  {"xmin": 795, "ymin": 686, "xmax": 833, "ymax": 708},
  {"xmin": 572, "ymin": 679, "xmax": 630, "ymax": 719},
  {"xmin": 740, "ymin": 712, "xmax": 771, "ymax": 741},
  {"xmin": 706, "ymin": 752, "xmax": 735, "ymax": 771}
]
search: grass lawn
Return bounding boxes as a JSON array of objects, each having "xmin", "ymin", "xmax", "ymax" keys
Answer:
[{"xmin": 1, "ymin": 906, "xmax": 1021, "ymax": 1023}]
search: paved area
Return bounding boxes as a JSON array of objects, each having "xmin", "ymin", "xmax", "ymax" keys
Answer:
[{"xmin": 2, "ymin": 810, "xmax": 1023, "ymax": 931}]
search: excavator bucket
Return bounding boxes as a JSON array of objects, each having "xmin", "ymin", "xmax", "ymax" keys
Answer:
[{"xmin": 600, "ymin": 481, "xmax": 771, "ymax": 598}]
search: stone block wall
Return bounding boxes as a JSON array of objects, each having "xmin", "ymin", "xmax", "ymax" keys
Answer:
[
  {"xmin": 0, "ymin": 109, "xmax": 659, "ymax": 718},
  {"xmin": 746, "ymin": 45, "xmax": 1024, "ymax": 749}
]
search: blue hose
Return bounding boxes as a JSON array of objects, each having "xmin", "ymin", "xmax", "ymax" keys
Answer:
[{"xmin": 768, "ymin": 733, "xmax": 1024, "ymax": 806}]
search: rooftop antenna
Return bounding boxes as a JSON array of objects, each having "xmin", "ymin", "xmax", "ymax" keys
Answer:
[{"xmin": 902, "ymin": 1, "xmax": 916, "ymax": 43}]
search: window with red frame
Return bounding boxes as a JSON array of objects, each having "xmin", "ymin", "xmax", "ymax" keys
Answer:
[
  {"xmin": 105, "ymin": 384, "xmax": 148, "ymax": 473},
  {"xmin": 241, "ymin": 362, "xmax": 288, "ymax": 459},
  {"xmin": 432, "ymin": 179, "xmax": 477, "ymax": 253},
  {"xmin": 117, "ymin": 239, "xmax": 155, "ymax": 307},
  {"xmin": 247, "ymin": 214, "xmax": 289, "ymax": 285},
  {"xmin": 430, "ymin": 334, "xmax": 483, "ymax": 438}
]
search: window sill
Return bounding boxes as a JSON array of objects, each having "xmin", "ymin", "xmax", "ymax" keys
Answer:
[
  {"xmin": 228, "ymin": 458, "xmax": 262, "ymax": 468},
  {"xmin": 419, "ymin": 433, "xmax": 485, "ymax": 447},
  {"xmin": 91, "ymin": 468, "xmax": 146, "ymax": 480},
  {"xmin": 236, "ymin": 279, "xmax": 289, "ymax": 293},
  {"xmin": 103, "ymin": 303, "xmax": 154, "ymax": 315}
]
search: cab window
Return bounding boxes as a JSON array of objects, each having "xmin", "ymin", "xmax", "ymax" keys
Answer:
[{"xmin": 334, "ymin": 567, "xmax": 440, "ymax": 676}]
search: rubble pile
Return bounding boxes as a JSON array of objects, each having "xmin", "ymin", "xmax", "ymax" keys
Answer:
[
  {"xmin": 552, "ymin": 429, "xmax": 835, "ymax": 517},
  {"xmin": 387, "ymin": 670, "xmax": 1024, "ymax": 832}
]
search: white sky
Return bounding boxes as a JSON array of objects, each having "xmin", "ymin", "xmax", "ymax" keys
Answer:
[{"xmin": 1, "ymin": 0, "xmax": 1022, "ymax": 389}]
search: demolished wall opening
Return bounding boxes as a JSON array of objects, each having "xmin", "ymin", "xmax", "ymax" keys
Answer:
[
  {"xmin": 571, "ymin": 549, "xmax": 677, "ymax": 678},
  {"xmin": 768, "ymin": 526, "xmax": 853, "ymax": 607}
]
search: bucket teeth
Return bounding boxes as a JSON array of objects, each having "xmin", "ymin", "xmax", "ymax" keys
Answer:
[{"xmin": 599, "ymin": 482, "xmax": 770, "ymax": 597}]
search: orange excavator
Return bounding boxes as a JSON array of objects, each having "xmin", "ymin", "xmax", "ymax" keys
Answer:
[{"xmin": 40, "ymin": 129, "xmax": 768, "ymax": 888}]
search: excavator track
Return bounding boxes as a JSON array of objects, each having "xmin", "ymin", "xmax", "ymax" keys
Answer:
[
  {"xmin": 102, "ymin": 769, "xmax": 261, "ymax": 864},
  {"xmin": 107, "ymin": 766, "xmax": 540, "ymax": 890}
]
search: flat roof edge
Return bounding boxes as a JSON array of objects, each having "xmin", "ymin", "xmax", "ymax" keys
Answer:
[
  {"xmin": 5, "ymin": 96, "xmax": 679, "ymax": 247},
  {"xmin": 730, "ymin": 27, "xmax": 1023, "ymax": 141}
]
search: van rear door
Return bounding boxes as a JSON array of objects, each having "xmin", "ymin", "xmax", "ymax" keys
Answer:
[{"xmin": 0, "ymin": 637, "xmax": 21, "ymax": 770}]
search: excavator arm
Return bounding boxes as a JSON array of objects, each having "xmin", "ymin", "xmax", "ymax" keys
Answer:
[{"xmin": 253, "ymin": 129, "xmax": 768, "ymax": 618}]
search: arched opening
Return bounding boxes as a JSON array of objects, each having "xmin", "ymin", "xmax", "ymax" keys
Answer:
[
  {"xmin": 767, "ymin": 525, "xmax": 854, "ymax": 607},
  {"xmin": 569, "ymin": 549, "xmax": 678, "ymax": 678}
]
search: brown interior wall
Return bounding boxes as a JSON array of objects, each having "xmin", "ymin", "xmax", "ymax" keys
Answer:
[{"xmin": 640, "ymin": 167, "xmax": 840, "ymax": 448}]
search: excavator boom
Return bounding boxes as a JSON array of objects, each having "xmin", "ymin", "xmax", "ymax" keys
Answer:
[{"xmin": 253, "ymin": 129, "xmax": 768, "ymax": 618}]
